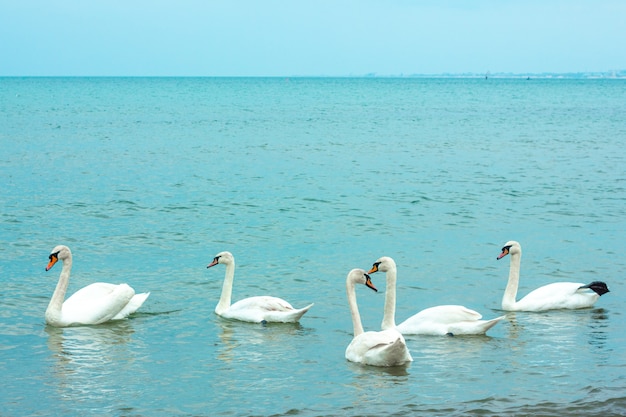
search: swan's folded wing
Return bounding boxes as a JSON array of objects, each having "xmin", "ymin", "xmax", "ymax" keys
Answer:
[
  {"xmin": 62, "ymin": 283, "xmax": 135, "ymax": 325},
  {"xmin": 232, "ymin": 296, "xmax": 313, "ymax": 323},
  {"xmin": 230, "ymin": 296, "xmax": 295, "ymax": 312},
  {"xmin": 259, "ymin": 296, "xmax": 298, "ymax": 312},
  {"xmin": 518, "ymin": 282, "xmax": 586, "ymax": 307},
  {"xmin": 409, "ymin": 305, "xmax": 483, "ymax": 324}
]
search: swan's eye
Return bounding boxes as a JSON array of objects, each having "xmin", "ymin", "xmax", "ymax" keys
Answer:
[{"xmin": 49, "ymin": 251, "xmax": 60, "ymax": 261}]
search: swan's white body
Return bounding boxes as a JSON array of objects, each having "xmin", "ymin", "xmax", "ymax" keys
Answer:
[
  {"xmin": 345, "ymin": 269, "xmax": 412, "ymax": 367},
  {"xmin": 206, "ymin": 251, "xmax": 313, "ymax": 323},
  {"xmin": 45, "ymin": 245, "xmax": 150, "ymax": 327},
  {"xmin": 497, "ymin": 241, "xmax": 609, "ymax": 311},
  {"xmin": 369, "ymin": 257, "xmax": 503, "ymax": 336}
]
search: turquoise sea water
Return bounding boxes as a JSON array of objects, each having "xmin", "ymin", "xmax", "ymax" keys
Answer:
[{"xmin": 1, "ymin": 77, "xmax": 625, "ymax": 416}]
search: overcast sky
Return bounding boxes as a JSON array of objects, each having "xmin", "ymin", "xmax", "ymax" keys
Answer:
[{"xmin": 1, "ymin": 0, "xmax": 624, "ymax": 76}]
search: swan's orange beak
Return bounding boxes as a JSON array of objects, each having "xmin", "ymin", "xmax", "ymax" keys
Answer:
[
  {"xmin": 365, "ymin": 274, "xmax": 378, "ymax": 292},
  {"xmin": 497, "ymin": 247, "xmax": 509, "ymax": 260},
  {"xmin": 46, "ymin": 255, "xmax": 58, "ymax": 271},
  {"xmin": 207, "ymin": 258, "xmax": 219, "ymax": 269},
  {"xmin": 367, "ymin": 264, "xmax": 379, "ymax": 274}
]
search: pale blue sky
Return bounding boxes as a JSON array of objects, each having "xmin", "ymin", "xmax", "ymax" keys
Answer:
[{"xmin": 1, "ymin": 0, "xmax": 624, "ymax": 76}]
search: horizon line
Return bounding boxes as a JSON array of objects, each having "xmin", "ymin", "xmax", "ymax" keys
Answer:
[{"xmin": 2, "ymin": 69, "xmax": 625, "ymax": 79}]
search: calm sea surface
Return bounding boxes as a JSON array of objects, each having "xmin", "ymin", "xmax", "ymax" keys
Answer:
[{"xmin": 1, "ymin": 77, "xmax": 625, "ymax": 416}]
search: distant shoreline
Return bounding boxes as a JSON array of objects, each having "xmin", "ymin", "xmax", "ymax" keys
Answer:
[{"xmin": 1, "ymin": 71, "xmax": 625, "ymax": 79}]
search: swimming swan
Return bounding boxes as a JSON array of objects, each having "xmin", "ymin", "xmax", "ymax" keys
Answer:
[
  {"xmin": 345, "ymin": 268, "xmax": 412, "ymax": 367},
  {"xmin": 368, "ymin": 256, "xmax": 503, "ymax": 336},
  {"xmin": 44, "ymin": 245, "xmax": 150, "ymax": 327},
  {"xmin": 497, "ymin": 240, "xmax": 609, "ymax": 311},
  {"xmin": 206, "ymin": 251, "xmax": 313, "ymax": 323}
]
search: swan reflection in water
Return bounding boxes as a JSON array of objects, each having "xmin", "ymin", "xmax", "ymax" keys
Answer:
[
  {"xmin": 505, "ymin": 308, "xmax": 609, "ymax": 343},
  {"xmin": 503, "ymin": 308, "xmax": 611, "ymax": 371},
  {"xmin": 346, "ymin": 359, "xmax": 411, "ymax": 377},
  {"xmin": 45, "ymin": 321, "xmax": 140, "ymax": 404},
  {"xmin": 212, "ymin": 317, "xmax": 312, "ymax": 402},
  {"xmin": 215, "ymin": 317, "xmax": 307, "ymax": 364}
]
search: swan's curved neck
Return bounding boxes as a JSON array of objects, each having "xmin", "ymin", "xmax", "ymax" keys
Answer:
[
  {"xmin": 46, "ymin": 255, "xmax": 72, "ymax": 323},
  {"xmin": 347, "ymin": 280, "xmax": 364, "ymax": 337},
  {"xmin": 216, "ymin": 261, "xmax": 235, "ymax": 314},
  {"xmin": 381, "ymin": 267, "xmax": 397, "ymax": 330},
  {"xmin": 503, "ymin": 252, "xmax": 521, "ymax": 310}
]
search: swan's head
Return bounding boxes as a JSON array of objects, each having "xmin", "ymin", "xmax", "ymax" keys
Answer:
[
  {"xmin": 207, "ymin": 251, "xmax": 234, "ymax": 268},
  {"xmin": 497, "ymin": 241, "xmax": 521, "ymax": 260},
  {"xmin": 46, "ymin": 245, "xmax": 71, "ymax": 271},
  {"xmin": 347, "ymin": 268, "xmax": 378, "ymax": 292},
  {"xmin": 367, "ymin": 256, "xmax": 396, "ymax": 274}
]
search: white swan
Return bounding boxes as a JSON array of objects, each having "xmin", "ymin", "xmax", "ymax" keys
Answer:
[
  {"xmin": 497, "ymin": 240, "xmax": 609, "ymax": 311},
  {"xmin": 45, "ymin": 245, "xmax": 150, "ymax": 327},
  {"xmin": 368, "ymin": 257, "xmax": 503, "ymax": 336},
  {"xmin": 206, "ymin": 251, "xmax": 313, "ymax": 323},
  {"xmin": 345, "ymin": 268, "xmax": 412, "ymax": 367}
]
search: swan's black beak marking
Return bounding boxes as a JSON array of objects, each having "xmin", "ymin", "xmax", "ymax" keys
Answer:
[
  {"xmin": 367, "ymin": 262, "xmax": 380, "ymax": 274},
  {"xmin": 497, "ymin": 246, "xmax": 511, "ymax": 260},
  {"xmin": 365, "ymin": 273, "xmax": 378, "ymax": 292},
  {"xmin": 46, "ymin": 252, "xmax": 59, "ymax": 271},
  {"xmin": 207, "ymin": 256, "xmax": 220, "ymax": 269}
]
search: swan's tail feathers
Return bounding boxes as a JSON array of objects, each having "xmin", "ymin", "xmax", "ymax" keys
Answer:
[
  {"xmin": 449, "ymin": 315, "xmax": 505, "ymax": 336},
  {"xmin": 579, "ymin": 281, "xmax": 610, "ymax": 296},
  {"xmin": 381, "ymin": 337, "xmax": 413, "ymax": 365},
  {"xmin": 291, "ymin": 303, "xmax": 314, "ymax": 322},
  {"xmin": 480, "ymin": 315, "xmax": 506, "ymax": 334},
  {"xmin": 262, "ymin": 303, "xmax": 314, "ymax": 323},
  {"xmin": 389, "ymin": 337, "xmax": 413, "ymax": 364},
  {"xmin": 114, "ymin": 292, "xmax": 150, "ymax": 320},
  {"xmin": 280, "ymin": 304, "xmax": 313, "ymax": 323}
]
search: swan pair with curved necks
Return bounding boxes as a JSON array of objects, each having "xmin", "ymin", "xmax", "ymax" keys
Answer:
[
  {"xmin": 45, "ymin": 245, "xmax": 150, "ymax": 327},
  {"xmin": 497, "ymin": 240, "xmax": 609, "ymax": 311},
  {"xmin": 368, "ymin": 256, "xmax": 503, "ymax": 336},
  {"xmin": 206, "ymin": 253, "xmax": 410, "ymax": 366},
  {"xmin": 206, "ymin": 251, "xmax": 314, "ymax": 323}
]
